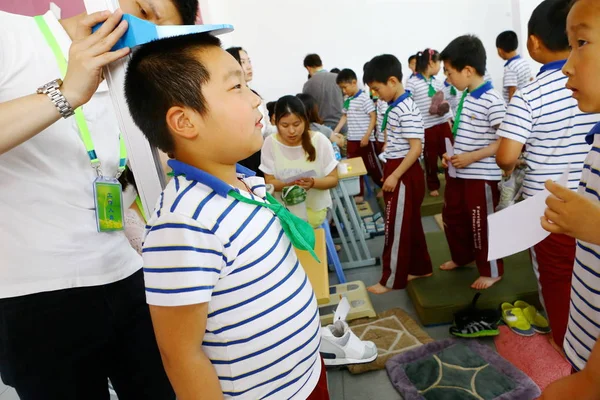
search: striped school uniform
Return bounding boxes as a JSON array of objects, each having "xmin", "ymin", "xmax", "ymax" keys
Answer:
[{"xmin": 502, "ymin": 55, "xmax": 532, "ymax": 104}]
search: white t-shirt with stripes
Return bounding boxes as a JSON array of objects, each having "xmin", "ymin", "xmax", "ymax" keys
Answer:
[
  {"xmin": 342, "ymin": 90, "xmax": 376, "ymax": 141},
  {"xmin": 502, "ymin": 55, "xmax": 532, "ymax": 104},
  {"xmin": 142, "ymin": 161, "xmax": 321, "ymax": 399},
  {"xmin": 442, "ymin": 81, "xmax": 462, "ymax": 115},
  {"xmin": 564, "ymin": 123, "xmax": 600, "ymax": 372},
  {"xmin": 454, "ymin": 82, "xmax": 506, "ymax": 181},
  {"xmin": 376, "ymin": 98, "xmax": 387, "ymax": 142},
  {"xmin": 406, "ymin": 74, "xmax": 452, "ymax": 129},
  {"xmin": 497, "ymin": 60, "xmax": 599, "ymax": 199},
  {"xmin": 384, "ymin": 93, "xmax": 425, "ymax": 160}
]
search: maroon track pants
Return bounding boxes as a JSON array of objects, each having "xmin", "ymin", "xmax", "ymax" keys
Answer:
[
  {"xmin": 424, "ymin": 122, "xmax": 453, "ymax": 192},
  {"xmin": 347, "ymin": 140, "xmax": 383, "ymax": 196}
]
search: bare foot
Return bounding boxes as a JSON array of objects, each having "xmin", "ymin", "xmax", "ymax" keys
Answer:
[
  {"xmin": 367, "ymin": 283, "xmax": 393, "ymax": 294},
  {"xmin": 439, "ymin": 260, "xmax": 475, "ymax": 271},
  {"xmin": 407, "ymin": 273, "xmax": 433, "ymax": 281},
  {"xmin": 429, "ymin": 190, "xmax": 440, "ymax": 197},
  {"xmin": 354, "ymin": 196, "xmax": 365, "ymax": 204},
  {"xmin": 549, "ymin": 336, "xmax": 566, "ymax": 357},
  {"xmin": 471, "ymin": 276, "xmax": 502, "ymax": 290}
]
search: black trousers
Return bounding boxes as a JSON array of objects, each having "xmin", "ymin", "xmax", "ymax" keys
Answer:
[{"xmin": 0, "ymin": 270, "xmax": 174, "ymax": 400}]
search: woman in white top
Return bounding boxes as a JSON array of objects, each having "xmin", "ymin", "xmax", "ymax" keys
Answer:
[{"xmin": 260, "ymin": 95, "xmax": 339, "ymax": 228}]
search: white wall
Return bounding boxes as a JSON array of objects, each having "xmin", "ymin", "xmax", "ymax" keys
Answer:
[
  {"xmin": 514, "ymin": 0, "xmax": 545, "ymax": 72},
  {"xmin": 201, "ymin": 0, "xmax": 532, "ymax": 102}
]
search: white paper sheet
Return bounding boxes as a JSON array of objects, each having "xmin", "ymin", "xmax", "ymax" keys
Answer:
[
  {"xmin": 445, "ymin": 138, "xmax": 457, "ymax": 178},
  {"xmin": 334, "ymin": 297, "xmax": 350, "ymax": 322},
  {"xmin": 487, "ymin": 170, "xmax": 568, "ymax": 261}
]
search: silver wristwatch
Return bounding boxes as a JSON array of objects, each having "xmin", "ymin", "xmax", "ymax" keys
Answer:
[{"xmin": 37, "ymin": 79, "xmax": 75, "ymax": 119}]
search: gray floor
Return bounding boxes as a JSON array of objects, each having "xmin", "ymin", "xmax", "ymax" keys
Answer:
[{"xmin": 326, "ymin": 216, "xmax": 496, "ymax": 400}]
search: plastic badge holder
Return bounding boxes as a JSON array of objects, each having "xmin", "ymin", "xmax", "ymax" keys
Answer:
[{"xmin": 92, "ymin": 14, "xmax": 234, "ymax": 51}]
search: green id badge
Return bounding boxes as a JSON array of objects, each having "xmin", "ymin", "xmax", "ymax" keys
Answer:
[{"xmin": 93, "ymin": 177, "xmax": 124, "ymax": 232}]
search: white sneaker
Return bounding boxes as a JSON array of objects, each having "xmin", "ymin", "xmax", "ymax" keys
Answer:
[
  {"xmin": 320, "ymin": 320, "xmax": 378, "ymax": 366},
  {"xmin": 497, "ymin": 168, "xmax": 525, "ymax": 211}
]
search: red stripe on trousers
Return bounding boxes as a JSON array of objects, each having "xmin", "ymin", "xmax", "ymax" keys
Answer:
[
  {"xmin": 306, "ymin": 357, "xmax": 330, "ymax": 400},
  {"xmin": 424, "ymin": 122, "xmax": 453, "ymax": 191},
  {"xmin": 531, "ymin": 233, "xmax": 576, "ymax": 347},
  {"xmin": 380, "ymin": 158, "xmax": 432, "ymax": 289},
  {"xmin": 346, "ymin": 140, "xmax": 383, "ymax": 196},
  {"xmin": 442, "ymin": 176, "xmax": 504, "ymax": 277}
]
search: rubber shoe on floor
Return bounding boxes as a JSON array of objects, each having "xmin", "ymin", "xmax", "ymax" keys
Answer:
[
  {"xmin": 320, "ymin": 320, "xmax": 378, "ymax": 366},
  {"xmin": 449, "ymin": 320, "xmax": 500, "ymax": 338},
  {"xmin": 514, "ymin": 300, "xmax": 551, "ymax": 334},
  {"xmin": 501, "ymin": 302, "xmax": 535, "ymax": 336}
]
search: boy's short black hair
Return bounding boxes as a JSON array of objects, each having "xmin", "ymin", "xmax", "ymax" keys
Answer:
[
  {"xmin": 408, "ymin": 54, "xmax": 417, "ymax": 63},
  {"xmin": 440, "ymin": 35, "xmax": 487, "ymax": 76},
  {"xmin": 528, "ymin": 0, "xmax": 571, "ymax": 51},
  {"xmin": 172, "ymin": 0, "xmax": 200, "ymax": 25},
  {"xmin": 330, "ymin": 68, "xmax": 341, "ymax": 74},
  {"xmin": 363, "ymin": 54, "xmax": 403, "ymax": 85},
  {"xmin": 336, "ymin": 68, "xmax": 358, "ymax": 84},
  {"xmin": 496, "ymin": 30, "xmax": 519, "ymax": 52},
  {"xmin": 124, "ymin": 33, "xmax": 222, "ymax": 153},
  {"xmin": 304, "ymin": 54, "xmax": 323, "ymax": 68}
]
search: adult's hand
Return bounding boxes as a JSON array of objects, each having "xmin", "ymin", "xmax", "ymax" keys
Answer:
[{"xmin": 62, "ymin": 9, "xmax": 131, "ymax": 108}]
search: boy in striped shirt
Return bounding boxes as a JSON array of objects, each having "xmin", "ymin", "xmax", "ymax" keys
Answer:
[
  {"xmin": 440, "ymin": 35, "xmax": 507, "ymax": 290},
  {"xmin": 123, "ymin": 34, "xmax": 327, "ymax": 399},
  {"xmin": 334, "ymin": 68, "xmax": 381, "ymax": 200},
  {"xmin": 363, "ymin": 55, "xmax": 433, "ymax": 294},
  {"xmin": 496, "ymin": 30, "xmax": 533, "ymax": 103},
  {"xmin": 540, "ymin": 0, "xmax": 600, "ymax": 396},
  {"xmin": 496, "ymin": 0, "xmax": 599, "ymax": 352}
]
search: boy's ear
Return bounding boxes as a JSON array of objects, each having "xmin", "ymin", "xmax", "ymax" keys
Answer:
[
  {"xmin": 388, "ymin": 76, "xmax": 400, "ymax": 86},
  {"xmin": 166, "ymin": 106, "xmax": 200, "ymax": 141},
  {"xmin": 528, "ymin": 35, "xmax": 542, "ymax": 54}
]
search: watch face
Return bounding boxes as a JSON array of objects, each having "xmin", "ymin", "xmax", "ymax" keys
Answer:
[{"xmin": 54, "ymin": 78, "xmax": 63, "ymax": 87}]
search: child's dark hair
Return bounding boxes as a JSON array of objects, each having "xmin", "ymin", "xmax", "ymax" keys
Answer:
[
  {"xmin": 296, "ymin": 93, "xmax": 323, "ymax": 124},
  {"xmin": 266, "ymin": 101, "xmax": 276, "ymax": 121},
  {"xmin": 172, "ymin": 0, "xmax": 201, "ymax": 25},
  {"xmin": 330, "ymin": 68, "xmax": 341, "ymax": 74},
  {"xmin": 226, "ymin": 46, "xmax": 245, "ymax": 65},
  {"xmin": 363, "ymin": 54, "xmax": 403, "ymax": 85},
  {"xmin": 303, "ymin": 54, "xmax": 323, "ymax": 68},
  {"xmin": 275, "ymin": 96, "xmax": 316, "ymax": 162},
  {"xmin": 415, "ymin": 49, "xmax": 441, "ymax": 74},
  {"xmin": 528, "ymin": 0, "xmax": 571, "ymax": 51},
  {"xmin": 408, "ymin": 54, "xmax": 417, "ymax": 64},
  {"xmin": 124, "ymin": 33, "xmax": 222, "ymax": 153},
  {"xmin": 496, "ymin": 31, "xmax": 519, "ymax": 52},
  {"xmin": 336, "ymin": 69, "xmax": 357, "ymax": 85},
  {"xmin": 440, "ymin": 35, "xmax": 487, "ymax": 76}
]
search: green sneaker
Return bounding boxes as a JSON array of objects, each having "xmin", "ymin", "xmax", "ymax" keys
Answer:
[
  {"xmin": 501, "ymin": 302, "xmax": 535, "ymax": 336},
  {"xmin": 514, "ymin": 300, "xmax": 551, "ymax": 334}
]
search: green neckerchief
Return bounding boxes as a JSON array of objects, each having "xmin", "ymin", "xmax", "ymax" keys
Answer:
[
  {"xmin": 450, "ymin": 86, "xmax": 458, "ymax": 96},
  {"xmin": 228, "ymin": 190, "xmax": 319, "ymax": 262},
  {"xmin": 451, "ymin": 82, "xmax": 487, "ymax": 138},
  {"xmin": 419, "ymin": 74, "xmax": 437, "ymax": 97},
  {"xmin": 343, "ymin": 90, "xmax": 363, "ymax": 111},
  {"xmin": 381, "ymin": 91, "xmax": 412, "ymax": 132}
]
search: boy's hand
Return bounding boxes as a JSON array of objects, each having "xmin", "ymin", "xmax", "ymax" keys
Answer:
[
  {"xmin": 382, "ymin": 175, "xmax": 399, "ymax": 192},
  {"xmin": 542, "ymin": 180, "xmax": 600, "ymax": 244},
  {"xmin": 442, "ymin": 153, "xmax": 450, "ymax": 169},
  {"xmin": 294, "ymin": 178, "xmax": 314, "ymax": 191},
  {"xmin": 331, "ymin": 133, "xmax": 345, "ymax": 147},
  {"xmin": 360, "ymin": 135, "xmax": 370, "ymax": 147},
  {"xmin": 451, "ymin": 153, "xmax": 474, "ymax": 169}
]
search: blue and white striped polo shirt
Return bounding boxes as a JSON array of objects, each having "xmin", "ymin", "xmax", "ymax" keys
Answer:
[
  {"xmin": 443, "ymin": 80, "xmax": 462, "ymax": 115},
  {"xmin": 342, "ymin": 90, "xmax": 376, "ymax": 141},
  {"xmin": 564, "ymin": 123, "xmax": 600, "ymax": 372},
  {"xmin": 142, "ymin": 161, "xmax": 321, "ymax": 399},
  {"xmin": 454, "ymin": 81, "xmax": 506, "ymax": 181},
  {"xmin": 406, "ymin": 73, "xmax": 452, "ymax": 129},
  {"xmin": 384, "ymin": 93, "xmax": 425, "ymax": 160},
  {"xmin": 497, "ymin": 60, "xmax": 599, "ymax": 198},
  {"xmin": 376, "ymin": 98, "xmax": 387, "ymax": 142},
  {"xmin": 502, "ymin": 55, "xmax": 532, "ymax": 104}
]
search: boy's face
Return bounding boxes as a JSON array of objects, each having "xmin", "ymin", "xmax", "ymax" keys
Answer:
[
  {"xmin": 187, "ymin": 47, "xmax": 263, "ymax": 164},
  {"xmin": 368, "ymin": 79, "xmax": 396, "ymax": 103},
  {"xmin": 120, "ymin": 0, "xmax": 183, "ymax": 25},
  {"xmin": 444, "ymin": 61, "xmax": 470, "ymax": 91},
  {"xmin": 409, "ymin": 59, "xmax": 416, "ymax": 73},
  {"xmin": 564, "ymin": 0, "xmax": 600, "ymax": 112},
  {"xmin": 338, "ymin": 80, "xmax": 358, "ymax": 97},
  {"xmin": 496, "ymin": 48, "xmax": 507, "ymax": 60}
]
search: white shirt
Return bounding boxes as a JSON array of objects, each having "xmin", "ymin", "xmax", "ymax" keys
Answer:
[
  {"xmin": 375, "ymin": 99, "xmax": 388, "ymax": 143},
  {"xmin": 503, "ymin": 55, "xmax": 533, "ymax": 104},
  {"xmin": 454, "ymin": 82, "xmax": 506, "ymax": 181},
  {"xmin": 442, "ymin": 81, "xmax": 462, "ymax": 115},
  {"xmin": 143, "ymin": 161, "xmax": 321, "ymax": 399},
  {"xmin": 406, "ymin": 74, "xmax": 452, "ymax": 129},
  {"xmin": 260, "ymin": 131, "xmax": 338, "ymax": 211},
  {"xmin": 0, "ymin": 11, "xmax": 141, "ymax": 298},
  {"xmin": 384, "ymin": 94, "xmax": 425, "ymax": 160},
  {"xmin": 564, "ymin": 124, "xmax": 600, "ymax": 372},
  {"xmin": 497, "ymin": 60, "xmax": 599, "ymax": 198},
  {"xmin": 342, "ymin": 90, "xmax": 375, "ymax": 141}
]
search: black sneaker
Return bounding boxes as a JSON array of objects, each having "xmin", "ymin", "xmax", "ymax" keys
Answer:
[{"xmin": 449, "ymin": 320, "xmax": 500, "ymax": 338}]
